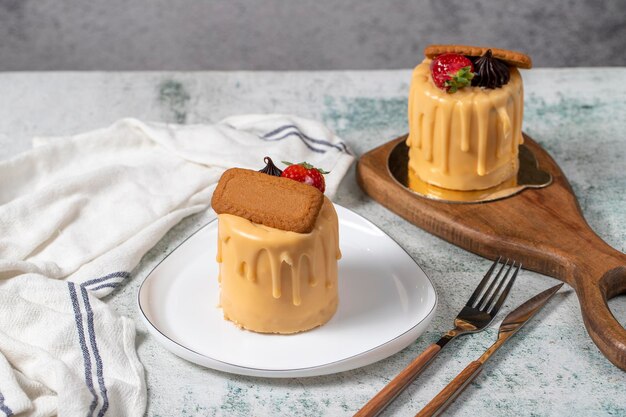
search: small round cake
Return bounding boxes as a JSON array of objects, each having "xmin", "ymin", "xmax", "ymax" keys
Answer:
[
  {"xmin": 216, "ymin": 196, "xmax": 340, "ymax": 334},
  {"xmin": 211, "ymin": 160, "xmax": 340, "ymax": 334},
  {"xmin": 407, "ymin": 45, "xmax": 531, "ymax": 191}
]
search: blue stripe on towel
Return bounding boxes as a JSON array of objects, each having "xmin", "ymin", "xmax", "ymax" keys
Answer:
[
  {"xmin": 259, "ymin": 130, "xmax": 325, "ymax": 153},
  {"xmin": 82, "ymin": 272, "xmax": 130, "ymax": 288},
  {"xmin": 0, "ymin": 389, "xmax": 13, "ymax": 417},
  {"xmin": 80, "ymin": 286, "xmax": 109, "ymax": 417},
  {"xmin": 262, "ymin": 124, "xmax": 350, "ymax": 154},
  {"xmin": 68, "ymin": 282, "xmax": 99, "ymax": 416},
  {"xmin": 261, "ymin": 124, "xmax": 296, "ymax": 138},
  {"xmin": 89, "ymin": 283, "xmax": 121, "ymax": 292}
]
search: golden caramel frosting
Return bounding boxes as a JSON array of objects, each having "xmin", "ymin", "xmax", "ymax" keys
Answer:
[{"xmin": 216, "ymin": 196, "xmax": 341, "ymax": 334}]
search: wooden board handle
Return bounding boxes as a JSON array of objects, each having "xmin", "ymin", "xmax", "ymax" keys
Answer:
[
  {"xmin": 415, "ymin": 360, "xmax": 483, "ymax": 417},
  {"xmin": 354, "ymin": 343, "xmax": 441, "ymax": 417},
  {"xmin": 575, "ymin": 249, "xmax": 626, "ymax": 369}
]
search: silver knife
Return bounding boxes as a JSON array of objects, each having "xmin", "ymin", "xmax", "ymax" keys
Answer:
[{"xmin": 416, "ymin": 283, "xmax": 564, "ymax": 417}]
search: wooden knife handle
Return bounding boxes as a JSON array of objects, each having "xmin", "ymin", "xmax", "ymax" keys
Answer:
[
  {"xmin": 354, "ymin": 343, "xmax": 441, "ymax": 417},
  {"xmin": 415, "ymin": 360, "xmax": 483, "ymax": 417}
]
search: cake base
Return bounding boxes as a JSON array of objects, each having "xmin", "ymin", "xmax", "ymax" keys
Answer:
[{"xmin": 389, "ymin": 135, "xmax": 551, "ymax": 203}]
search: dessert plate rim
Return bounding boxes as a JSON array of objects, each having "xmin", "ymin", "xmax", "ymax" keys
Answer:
[{"xmin": 137, "ymin": 203, "xmax": 437, "ymax": 378}]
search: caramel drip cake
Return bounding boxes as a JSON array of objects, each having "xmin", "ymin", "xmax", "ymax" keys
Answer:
[
  {"xmin": 407, "ymin": 45, "xmax": 532, "ymax": 191},
  {"xmin": 211, "ymin": 159, "xmax": 340, "ymax": 334}
]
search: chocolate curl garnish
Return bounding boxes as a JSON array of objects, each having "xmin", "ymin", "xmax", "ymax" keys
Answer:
[
  {"xmin": 472, "ymin": 49, "xmax": 510, "ymax": 89},
  {"xmin": 258, "ymin": 156, "xmax": 283, "ymax": 177}
]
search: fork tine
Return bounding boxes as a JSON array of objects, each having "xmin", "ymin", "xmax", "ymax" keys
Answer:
[
  {"xmin": 482, "ymin": 261, "xmax": 515, "ymax": 311},
  {"xmin": 475, "ymin": 259, "xmax": 509, "ymax": 309},
  {"xmin": 487, "ymin": 262, "xmax": 521, "ymax": 315},
  {"xmin": 466, "ymin": 256, "xmax": 502, "ymax": 307}
]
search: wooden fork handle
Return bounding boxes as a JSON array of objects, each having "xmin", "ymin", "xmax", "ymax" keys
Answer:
[
  {"xmin": 415, "ymin": 360, "xmax": 483, "ymax": 417},
  {"xmin": 354, "ymin": 343, "xmax": 442, "ymax": 417}
]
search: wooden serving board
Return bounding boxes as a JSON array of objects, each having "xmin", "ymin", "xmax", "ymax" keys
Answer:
[{"xmin": 357, "ymin": 134, "xmax": 626, "ymax": 371}]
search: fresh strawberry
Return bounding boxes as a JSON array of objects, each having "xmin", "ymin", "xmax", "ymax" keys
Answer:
[
  {"xmin": 281, "ymin": 161, "xmax": 329, "ymax": 193},
  {"xmin": 430, "ymin": 53, "xmax": 475, "ymax": 93}
]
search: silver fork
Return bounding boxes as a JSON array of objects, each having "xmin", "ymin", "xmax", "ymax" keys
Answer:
[{"xmin": 354, "ymin": 257, "xmax": 521, "ymax": 417}]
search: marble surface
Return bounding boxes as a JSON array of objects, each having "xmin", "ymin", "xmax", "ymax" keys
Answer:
[{"xmin": 0, "ymin": 69, "xmax": 625, "ymax": 416}]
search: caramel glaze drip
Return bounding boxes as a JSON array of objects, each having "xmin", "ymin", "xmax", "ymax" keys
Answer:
[
  {"xmin": 471, "ymin": 49, "xmax": 511, "ymax": 89},
  {"xmin": 216, "ymin": 197, "xmax": 340, "ymax": 306}
]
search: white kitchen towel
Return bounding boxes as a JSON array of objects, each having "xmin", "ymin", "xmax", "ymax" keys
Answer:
[{"xmin": 0, "ymin": 115, "xmax": 354, "ymax": 417}]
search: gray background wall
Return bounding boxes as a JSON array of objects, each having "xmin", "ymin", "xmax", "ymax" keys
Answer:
[{"xmin": 0, "ymin": 0, "xmax": 624, "ymax": 70}]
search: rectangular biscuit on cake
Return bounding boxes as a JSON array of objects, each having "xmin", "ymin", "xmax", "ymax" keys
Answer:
[{"xmin": 211, "ymin": 168, "xmax": 324, "ymax": 233}]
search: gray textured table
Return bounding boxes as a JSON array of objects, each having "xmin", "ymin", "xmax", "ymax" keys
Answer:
[{"xmin": 1, "ymin": 69, "xmax": 625, "ymax": 416}]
